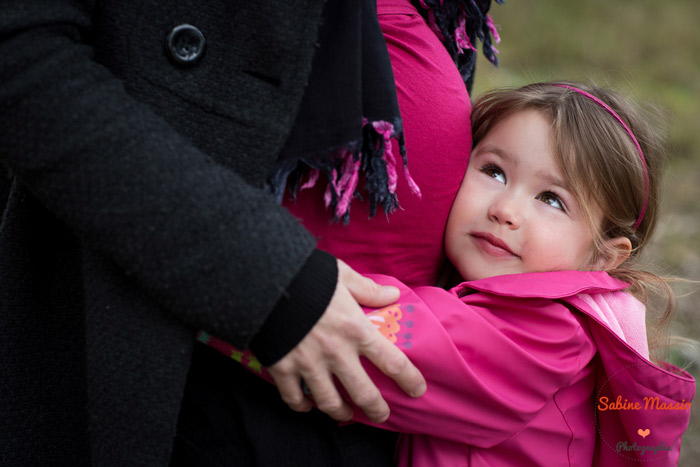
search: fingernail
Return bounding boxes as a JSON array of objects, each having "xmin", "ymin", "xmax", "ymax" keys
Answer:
[
  {"xmin": 375, "ymin": 411, "xmax": 390, "ymax": 424},
  {"xmin": 339, "ymin": 410, "xmax": 354, "ymax": 422},
  {"xmin": 412, "ymin": 383, "xmax": 427, "ymax": 397},
  {"xmin": 382, "ymin": 285, "xmax": 400, "ymax": 299}
]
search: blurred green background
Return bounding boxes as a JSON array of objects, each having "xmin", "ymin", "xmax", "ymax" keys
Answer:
[{"xmin": 471, "ymin": 0, "xmax": 700, "ymax": 463}]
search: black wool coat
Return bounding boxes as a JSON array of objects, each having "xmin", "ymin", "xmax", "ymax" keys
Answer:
[{"xmin": 0, "ymin": 1, "xmax": 357, "ymax": 465}]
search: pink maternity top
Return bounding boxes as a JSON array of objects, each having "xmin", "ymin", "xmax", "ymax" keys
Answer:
[{"xmin": 283, "ymin": 0, "xmax": 472, "ymax": 287}]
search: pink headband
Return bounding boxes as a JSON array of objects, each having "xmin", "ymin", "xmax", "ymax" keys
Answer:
[{"xmin": 554, "ymin": 84, "xmax": 649, "ymax": 230}]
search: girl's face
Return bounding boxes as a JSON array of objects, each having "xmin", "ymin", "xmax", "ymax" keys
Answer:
[{"xmin": 445, "ymin": 110, "xmax": 603, "ymax": 281}]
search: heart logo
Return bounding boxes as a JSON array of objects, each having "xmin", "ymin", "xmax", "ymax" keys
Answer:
[{"xmin": 637, "ymin": 428, "xmax": 651, "ymax": 439}]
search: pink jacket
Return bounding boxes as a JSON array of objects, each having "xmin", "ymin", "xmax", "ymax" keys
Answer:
[{"xmin": 200, "ymin": 270, "xmax": 694, "ymax": 466}]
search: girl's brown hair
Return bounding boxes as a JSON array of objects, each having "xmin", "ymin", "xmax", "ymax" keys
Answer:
[{"xmin": 470, "ymin": 81, "xmax": 672, "ymax": 361}]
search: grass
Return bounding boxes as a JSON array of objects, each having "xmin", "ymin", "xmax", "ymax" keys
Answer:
[{"xmin": 471, "ymin": 1, "xmax": 700, "ymax": 463}]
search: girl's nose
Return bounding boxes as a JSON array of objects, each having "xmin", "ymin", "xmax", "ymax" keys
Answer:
[{"xmin": 488, "ymin": 193, "xmax": 521, "ymax": 228}]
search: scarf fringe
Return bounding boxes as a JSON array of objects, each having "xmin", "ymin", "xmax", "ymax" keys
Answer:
[
  {"xmin": 268, "ymin": 0, "xmax": 505, "ymax": 222},
  {"xmin": 416, "ymin": 0, "xmax": 503, "ymax": 92},
  {"xmin": 271, "ymin": 117, "xmax": 419, "ymax": 225}
]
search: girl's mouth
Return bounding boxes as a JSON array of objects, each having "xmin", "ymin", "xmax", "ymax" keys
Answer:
[{"xmin": 471, "ymin": 232, "xmax": 519, "ymax": 258}]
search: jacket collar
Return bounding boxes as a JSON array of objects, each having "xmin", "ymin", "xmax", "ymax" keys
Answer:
[{"xmin": 451, "ymin": 270, "xmax": 629, "ymax": 299}]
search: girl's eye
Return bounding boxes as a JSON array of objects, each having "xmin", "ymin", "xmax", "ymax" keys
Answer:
[
  {"xmin": 482, "ymin": 164, "xmax": 506, "ymax": 184},
  {"xmin": 537, "ymin": 191, "xmax": 565, "ymax": 211}
]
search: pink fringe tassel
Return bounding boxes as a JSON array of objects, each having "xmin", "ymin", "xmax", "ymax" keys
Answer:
[
  {"xmin": 487, "ymin": 15, "xmax": 501, "ymax": 44},
  {"xmin": 318, "ymin": 119, "xmax": 423, "ymax": 218},
  {"xmin": 300, "ymin": 168, "xmax": 320, "ymax": 191},
  {"xmin": 455, "ymin": 13, "xmax": 477, "ymax": 54},
  {"xmin": 373, "ymin": 121, "xmax": 398, "ymax": 194},
  {"xmin": 404, "ymin": 165, "xmax": 422, "ymax": 198},
  {"xmin": 335, "ymin": 155, "xmax": 361, "ymax": 218},
  {"xmin": 324, "ymin": 168, "xmax": 337, "ymax": 209}
]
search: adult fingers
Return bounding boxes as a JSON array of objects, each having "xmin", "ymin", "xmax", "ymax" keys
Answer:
[
  {"xmin": 338, "ymin": 261, "xmax": 426, "ymax": 399},
  {"xmin": 268, "ymin": 364, "xmax": 313, "ymax": 414},
  {"xmin": 362, "ymin": 328, "xmax": 427, "ymax": 399},
  {"xmin": 332, "ymin": 358, "xmax": 390, "ymax": 423},
  {"xmin": 301, "ymin": 369, "xmax": 354, "ymax": 422},
  {"xmin": 338, "ymin": 260, "xmax": 400, "ymax": 308}
]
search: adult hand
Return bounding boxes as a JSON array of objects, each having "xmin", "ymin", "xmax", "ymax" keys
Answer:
[{"xmin": 267, "ymin": 260, "xmax": 427, "ymax": 423}]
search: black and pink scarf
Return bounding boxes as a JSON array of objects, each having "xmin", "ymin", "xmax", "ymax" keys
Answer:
[{"xmin": 269, "ymin": 0, "xmax": 503, "ymax": 223}]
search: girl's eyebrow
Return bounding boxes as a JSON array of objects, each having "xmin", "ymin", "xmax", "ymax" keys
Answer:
[
  {"xmin": 474, "ymin": 145, "xmax": 569, "ymax": 190},
  {"xmin": 535, "ymin": 169, "xmax": 569, "ymax": 190},
  {"xmin": 473, "ymin": 145, "xmax": 518, "ymax": 166}
]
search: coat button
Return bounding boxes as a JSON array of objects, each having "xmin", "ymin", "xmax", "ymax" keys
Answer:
[{"xmin": 165, "ymin": 24, "xmax": 206, "ymax": 65}]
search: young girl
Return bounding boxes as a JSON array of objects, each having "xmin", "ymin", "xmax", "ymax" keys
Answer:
[{"xmin": 200, "ymin": 82, "xmax": 695, "ymax": 466}]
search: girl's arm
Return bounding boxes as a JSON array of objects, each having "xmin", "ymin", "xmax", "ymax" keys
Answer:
[
  {"xmin": 203, "ymin": 273, "xmax": 595, "ymax": 448},
  {"xmin": 348, "ymin": 274, "xmax": 596, "ymax": 447}
]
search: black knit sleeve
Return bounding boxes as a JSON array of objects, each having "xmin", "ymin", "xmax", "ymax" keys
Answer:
[
  {"xmin": 0, "ymin": 0, "xmax": 325, "ymax": 349},
  {"xmin": 250, "ymin": 249, "xmax": 338, "ymax": 365}
]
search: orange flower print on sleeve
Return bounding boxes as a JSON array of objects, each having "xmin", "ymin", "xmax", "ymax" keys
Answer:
[{"xmin": 367, "ymin": 304, "xmax": 403, "ymax": 343}]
